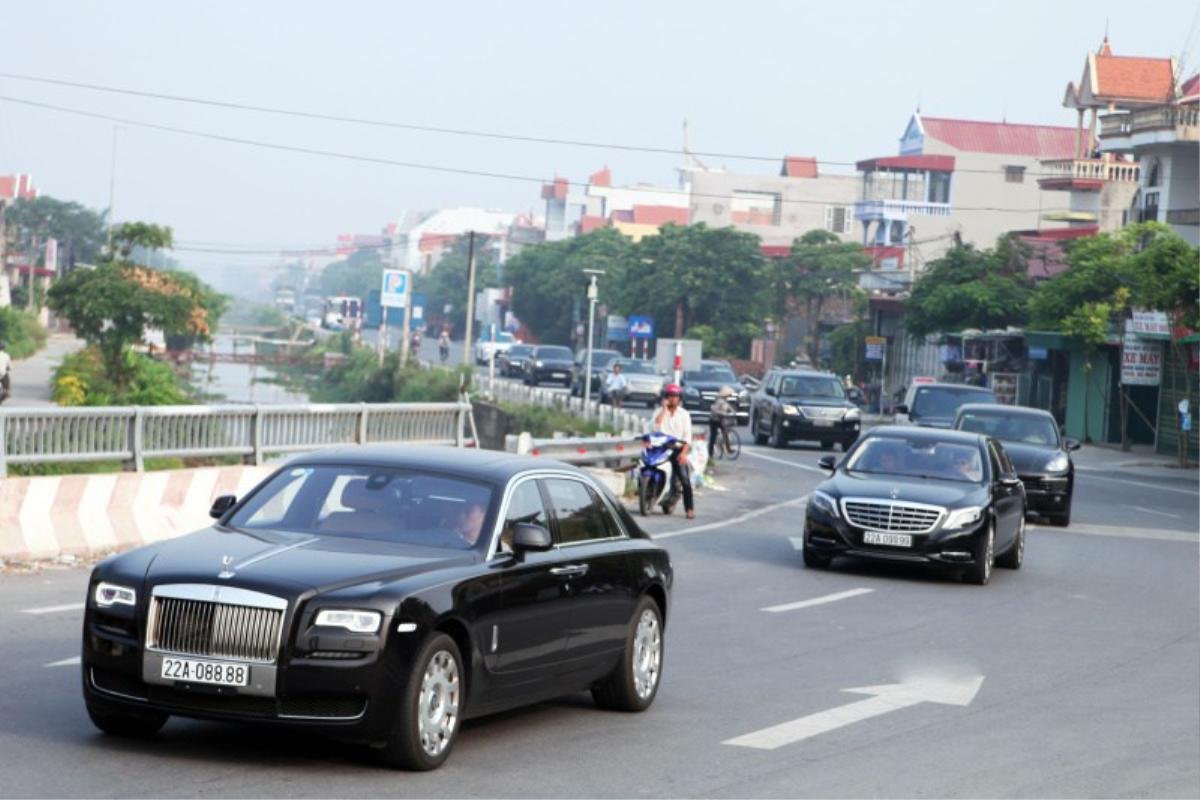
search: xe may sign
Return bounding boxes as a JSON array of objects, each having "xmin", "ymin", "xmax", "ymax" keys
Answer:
[{"xmin": 1121, "ymin": 331, "xmax": 1162, "ymax": 386}]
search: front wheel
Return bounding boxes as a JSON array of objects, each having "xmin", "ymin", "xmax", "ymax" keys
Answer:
[
  {"xmin": 377, "ymin": 633, "xmax": 464, "ymax": 771},
  {"xmin": 802, "ymin": 539, "xmax": 831, "ymax": 569},
  {"xmin": 638, "ymin": 476, "xmax": 655, "ymax": 517},
  {"xmin": 86, "ymin": 703, "xmax": 168, "ymax": 737},
  {"xmin": 723, "ymin": 428, "xmax": 741, "ymax": 461},
  {"xmin": 769, "ymin": 418, "xmax": 787, "ymax": 449},
  {"xmin": 966, "ymin": 522, "xmax": 995, "ymax": 585},
  {"xmin": 996, "ymin": 514, "xmax": 1025, "ymax": 569},
  {"xmin": 592, "ymin": 595, "xmax": 664, "ymax": 712},
  {"xmin": 752, "ymin": 414, "xmax": 768, "ymax": 445}
]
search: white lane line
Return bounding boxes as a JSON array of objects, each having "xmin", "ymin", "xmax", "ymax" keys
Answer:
[
  {"xmin": 45, "ymin": 656, "xmax": 80, "ymax": 668},
  {"xmin": 762, "ymin": 588, "xmax": 874, "ymax": 613},
  {"xmin": 1131, "ymin": 505, "xmax": 1182, "ymax": 520},
  {"xmin": 742, "ymin": 449, "xmax": 829, "ymax": 474},
  {"xmin": 1030, "ymin": 523, "xmax": 1196, "ymax": 543},
  {"xmin": 655, "ymin": 494, "xmax": 810, "ymax": 540},
  {"xmin": 21, "ymin": 602, "xmax": 85, "ymax": 615},
  {"xmin": 789, "ymin": 536, "xmax": 806, "ymax": 551},
  {"xmin": 1075, "ymin": 472, "xmax": 1199, "ymax": 497}
]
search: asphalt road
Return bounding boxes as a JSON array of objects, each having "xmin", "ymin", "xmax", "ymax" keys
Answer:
[{"xmin": 2, "ymin": 443, "xmax": 1197, "ymax": 797}]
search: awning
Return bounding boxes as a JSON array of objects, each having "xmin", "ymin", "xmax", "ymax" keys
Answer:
[{"xmin": 1176, "ymin": 332, "xmax": 1200, "ymax": 345}]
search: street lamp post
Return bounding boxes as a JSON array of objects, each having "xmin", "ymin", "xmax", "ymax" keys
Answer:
[{"xmin": 582, "ymin": 269, "xmax": 605, "ymax": 418}]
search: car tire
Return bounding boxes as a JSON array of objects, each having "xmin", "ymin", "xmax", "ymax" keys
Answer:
[
  {"xmin": 86, "ymin": 702, "xmax": 168, "ymax": 737},
  {"xmin": 966, "ymin": 521, "xmax": 995, "ymax": 585},
  {"xmin": 802, "ymin": 540, "xmax": 831, "ymax": 569},
  {"xmin": 820, "ymin": 440, "xmax": 834, "ymax": 450},
  {"xmin": 752, "ymin": 414, "xmax": 768, "ymax": 445},
  {"xmin": 592, "ymin": 595, "xmax": 664, "ymax": 712},
  {"xmin": 378, "ymin": 632, "xmax": 464, "ymax": 771},
  {"xmin": 996, "ymin": 513, "xmax": 1025, "ymax": 569},
  {"xmin": 769, "ymin": 418, "xmax": 786, "ymax": 449},
  {"xmin": 638, "ymin": 478, "xmax": 655, "ymax": 517}
]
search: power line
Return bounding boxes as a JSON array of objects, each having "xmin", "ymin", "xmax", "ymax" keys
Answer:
[{"xmin": 0, "ymin": 92, "xmax": 1154, "ymax": 217}]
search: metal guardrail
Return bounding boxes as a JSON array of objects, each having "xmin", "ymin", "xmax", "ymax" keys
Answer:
[
  {"xmin": 0, "ymin": 402, "xmax": 472, "ymax": 476},
  {"xmin": 484, "ymin": 379, "xmax": 650, "ymax": 436},
  {"xmin": 504, "ymin": 432, "xmax": 641, "ymax": 467}
]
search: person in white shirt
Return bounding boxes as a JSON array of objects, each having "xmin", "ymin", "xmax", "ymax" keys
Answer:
[
  {"xmin": 654, "ymin": 383, "xmax": 694, "ymax": 519},
  {"xmin": 0, "ymin": 341, "xmax": 11, "ymax": 401},
  {"xmin": 604, "ymin": 363, "xmax": 629, "ymax": 408}
]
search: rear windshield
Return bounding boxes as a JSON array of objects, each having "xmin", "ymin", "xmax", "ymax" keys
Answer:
[
  {"xmin": 958, "ymin": 411, "xmax": 1059, "ymax": 446},
  {"xmin": 912, "ymin": 387, "xmax": 996, "ymax": 418},
  {"xmin": 846, "ymin": 437, "xmax": 985, "ymax": 484},
  {"xmin": 616, "ymin": 360, "xmax": 657, "ymax": 375},
  {"xmin": 536, "ymin": 346, "xmax": 573, "ymax": 359},
  {"xmin": 779, "ymin": 376, "xmax": 845, "ymax": 399}
]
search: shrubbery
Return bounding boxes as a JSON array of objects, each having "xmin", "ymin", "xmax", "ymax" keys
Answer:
[
  {"xmin": 53, "ymin": 346, "xmax": 189, "ymax": 406},
  {"xmin": 0, "ymin": 307, "xmax": 48, "ymax": 358}
]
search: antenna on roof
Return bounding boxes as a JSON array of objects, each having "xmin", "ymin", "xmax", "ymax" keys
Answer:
[
  {"xmin": 682, "ymin": 118, "xmax": 709, "ymax": 172},
  {"xmin": 1175, "ymin": 5, "xmax": 1200, "ymax": 91}
]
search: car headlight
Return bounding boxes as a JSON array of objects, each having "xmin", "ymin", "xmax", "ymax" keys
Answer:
[
  {"xmin": 782, "ymin": 404, "xmax": 801, "ymax": 416},
  {"xmin": 535, "ymin": 360, "xmax": 544, "ymax": 367},
  {"xmin": 94, "ymin": 582, "xmax": 137, "ymax": 608},
  {"xmin": 844, "ymin": 408, "xmax": 861, "ymax": 421},
  {"xmin": 944, "ymin": 506, "xmax": 984, "ymax": 530},
  {"xmin": 810, "ymin": 490, "xmax": 840, "ymax": 519},
  {"xmin": 1045, "ymin": 453, "xmax": 1069, "ymax": 473},
  {"xmin": 685, "ymin": 387, "xmax": 700, "ymax": 399},
  {"xmin": 314, "ymin": 609, "xmax": 382, "ymax": 634}
]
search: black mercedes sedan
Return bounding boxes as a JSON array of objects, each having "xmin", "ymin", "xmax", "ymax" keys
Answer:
[
  {"xmin": 954, "ymin": 403, "xmax": 1079, "ymax": 526},
  {"xmin": 81, "ymin": 446, "xmax": 671, "ymax": 770},
  {"xmin": 522, "ymin": 345, "xmax": 575, "ymax": 386},
  {"xmin": 802, "ymin": 426, "xmax": 1026, "ymax": 584}
]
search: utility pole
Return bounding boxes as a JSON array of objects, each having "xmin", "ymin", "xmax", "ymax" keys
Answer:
[
  {"xmin": 0, "ymin": 199, "xmax": 8, "ymax": 307},
  {"xmin": 582, "ymin": 269, "xmax": 605, "ymax": 416},
  {"xmin": 462, "ymin": 231, "xmax": 477, "ymax": 368}
]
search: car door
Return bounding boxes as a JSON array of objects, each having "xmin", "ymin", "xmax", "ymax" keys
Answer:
[
  {"xmin": 542, "ymin": 477, "xmax": 638, "ymax": 666},
  {"xmin": 987, "ymin": 439, "xmax": 1021, "ymax": 548},
  {"xmin": 488, "ymin": 478, "xmax": 577, "ymax": 685}
]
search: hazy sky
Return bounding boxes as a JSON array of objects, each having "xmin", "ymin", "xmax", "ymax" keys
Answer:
[{"xmin": 0, "ymin": 0, "xmax": 1195, "ymax": 283}]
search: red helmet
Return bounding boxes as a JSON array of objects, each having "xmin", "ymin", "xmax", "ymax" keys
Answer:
[{"xmin": 664, "ymin": 383, "xmax": 682, "ymax": 397}]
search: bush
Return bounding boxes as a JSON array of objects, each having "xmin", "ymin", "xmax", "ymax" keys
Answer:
[
  {"xmin": 53, "ymin": 346, "xmax": 189, "ymax": 406},
  {"xmin": 0, "ymin": 307, "xmax": 48, "ymax": 358},
  {"xmin": 499, "ymin": 402, "xmax": 615, "ymax": 438}
]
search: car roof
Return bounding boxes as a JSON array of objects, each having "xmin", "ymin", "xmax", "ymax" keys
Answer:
[
  {"xmin": 285, "ymin": 444, "xmax": 586, "ymax": 484},
  {"xmin": 770, "ymin": 368, "xmax": 837, "ymax": 377},
  {"xmin": 910, "ymin": 382, "xmax": 995, "ymax": 392},
  {"xmin": 956, "ymin": 403, "xmax": 1054, "ymax": 419},
  {"xmin": 865, "ymin": 425, "xmax": 988, "ymax": 447}
]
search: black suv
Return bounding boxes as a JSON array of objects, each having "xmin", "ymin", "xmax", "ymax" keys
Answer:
[
  {"xmin": 750, "ymin": 368, "xmax": 861, "ymax": 450},
  {"xmin": 522, "ymin": 345, "xmax": 575, "ymax": 386},
  {"xmin": 680, "ymin": 360, "xmax": 750, "ymax": 425}
]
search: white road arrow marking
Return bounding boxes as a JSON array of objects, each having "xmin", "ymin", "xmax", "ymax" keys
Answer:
[
  {"xmin": 761, "ymin": 588, "xmax": 874, "ymax": 613},
  {"xmin": 723, "ymin": 675, "xmax": 985, "ymax": 751},
  {"xmin": 21, "ymin": 602, "xmax": 84, "ymax": 615},
  {"xmin": 45, "ymin": 656, "xmax": 81, "ymax": 668}
]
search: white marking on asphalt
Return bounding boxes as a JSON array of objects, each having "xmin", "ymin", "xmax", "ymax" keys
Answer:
[
  {"xmin": 742, "ymin": 449, "xmax": 828, "ymax": 474},
  {"xmin": 45, "ymin": 656, "xmax": 81, "ymax": 668},
  {"xmin": 655, "ymin": 495, "xmax": 810, "ymax": 539},
  {"xmin": 1074, "ymin": 471, "xmax": 1199, "ymax": 496},
  {"xmin": 1131, "ymin": 505, "xmax": 1182, "ymax": 519},
  {"xmin": 723, "ymin": 675, "xmax": 985, "ymax": 751},
  {"xmin": 21, "ymin": 602, "xmax": 84, "ymax": 615},
  {"xmin": 762, "ymin": 588, "xmax": 874, "ymax": 613},
  {"xmin": 1030, "ymin": 523, "xmax": 1195, "ymax": 543},
  {"xmin": 789, "ymin": 536, "xmax": 806, "ymax": 551}
]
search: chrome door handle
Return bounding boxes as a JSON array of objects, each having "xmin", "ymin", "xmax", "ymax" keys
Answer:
[{"xmin": 550, "ymin": 564, "xmax": 589, "ymax": 578}]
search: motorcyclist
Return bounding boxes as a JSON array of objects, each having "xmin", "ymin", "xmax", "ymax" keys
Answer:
[
  {"xmin": 604, "ymin": 362, "xmax": 628, "ymax": 409},
  {"xmin": 437, "ymin": 330, "xmax": 451, "ymax": 363},
  {"xmin": 654, "ymin": 383, "xmax": 694, "ymax": 519},
  {"xmin": 708, "ymin": 385, "xmax": 737, "ymax": 459},
  {"xmin": 0, "ymin": 340, "xmax": 10, "ymax": 402}
]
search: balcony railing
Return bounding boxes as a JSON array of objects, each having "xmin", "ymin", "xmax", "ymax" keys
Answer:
[
  {"xmin": 1165, "ymin": 208, "xmax": 1200, "ymax": 226},
  {"xmin": 1038, "ymin": 158, "xmax": 1140, "ymax": 183},
  {"xmin": 1100, "ymin": 105, "xmax": 1200, "ymax": 139},
  {"xmin": 854, "ymin": 199, "xmax": 952, "ymax": 220}
]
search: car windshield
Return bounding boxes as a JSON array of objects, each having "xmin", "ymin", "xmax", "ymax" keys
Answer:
[
  {"xmin": 616, "ymin": 360, "xmax": 657, "ymax": 375},
  {"xmin": 227, "ymin": 465, "xmax": 495, "ymax": 550},
  {"xmin": 480, "ymin": 332, "xmax": 514, "ymax": 344},
  {"xmin": 958, "ymin": 411, "xmax": 1059, "ymax": 446},
  {"xmin": 912, "ymin": 387, "xmax": 996, "ymax": 418},
  {"xmin": 779, "ymin": 376, "xmax": 845, "ymax": 399},
  {"xmin": 846, "ymin": 438, "xmax": 985, "ymax": 484},
  {"xmin": 684, "ymin": 368, "xmax": 738, "ymax": 383},
  {"xmin": 536, "ymin": 346, "xmax": 572, "ymax": 359}
]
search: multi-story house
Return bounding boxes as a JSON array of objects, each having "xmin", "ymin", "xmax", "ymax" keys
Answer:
[{"xmin": 542, "ymin": 168, "xmax": 690, "ymax": 242}]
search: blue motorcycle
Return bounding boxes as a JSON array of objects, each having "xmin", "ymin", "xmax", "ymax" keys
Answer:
[{"xmin": 637, "ymin": 433, "xmax": 682, "ymax": 516}]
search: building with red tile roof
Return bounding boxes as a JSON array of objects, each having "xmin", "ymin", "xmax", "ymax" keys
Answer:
[{"xmin": 0, "ymin": 174, "xmax": 37, "ymax": 201}]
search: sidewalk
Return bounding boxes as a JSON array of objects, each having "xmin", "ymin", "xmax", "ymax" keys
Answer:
[
  {"xmin": 6, "ymin": 334, "xmax": 84, "ymax": 407},
  {"xmin": 1072, "ymin": 441, "xmax": 1198, "ymax": 474}
]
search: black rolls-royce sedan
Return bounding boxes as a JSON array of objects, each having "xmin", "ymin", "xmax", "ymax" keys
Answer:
[
  {"xmin": 802, "ymin": 426, "xmax": 1026, "ymax": 585},
  {"xmin": 82, "ymin": 446, "xmax": 672, "ymax": 770}
]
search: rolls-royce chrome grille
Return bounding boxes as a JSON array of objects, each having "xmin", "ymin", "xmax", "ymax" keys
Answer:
[
  {"xmin": 842, "ymin": 499, "xmax": 943, "ymax": 534},
  {"xmin": 147, "ymin": 585, "xmax": 287, "ymax": 664}
]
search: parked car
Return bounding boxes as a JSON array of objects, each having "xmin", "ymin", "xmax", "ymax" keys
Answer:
[
  {"xmin": 680, "ymin": 361, "xmax": 750, "ymax": 424},
  {"xmin": 894, "ymin": 382, "xmax": 998, "ymax": 428},
  {"xmin": 802, "ymin": 426, "xmax": 1027, "ymax": 585},
  {"xmin": 604, "ymin": 359, "xmax": 664, "ymax": 407},
  {"xmin": 750, "ymin": 368, "xmax": 861, "ymax": 450},
  {"xmin": 570, "ymin": 349, "xmax": 623, "ymax": 397},
  {"xmin": 954, "ymin": 403, "xmax": 1078, "ymax": 526},
  {"xmin": 522, "ymin": 345, "xmax": 575, "ymax": 386},
  {"xmin": 81, "ymin": 446, "xmax": 671, "ymax": 770},
  {"xmin": 498, "ymin": 343, "xmax": 534, "ymax": 377},
  {"xmin": 473, "ymin": 331, "xmax": 518, "ymax": 365}
]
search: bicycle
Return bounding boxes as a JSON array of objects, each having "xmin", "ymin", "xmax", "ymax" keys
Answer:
[{"xmin": 711, "ymin": 417, "xmax": 741, "ymax": 461}]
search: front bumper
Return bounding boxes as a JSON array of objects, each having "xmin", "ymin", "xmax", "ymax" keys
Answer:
[
  {"xmin": 530, "ymin": 367, "xmax": 572, "ymax": 384},
  {"xmin": 1020, "ymin": 474, "xmax": 1071, "ymax": 513},
  {"xmin": 778, "ymin": 416, "xmax": 860, "ymax": 443},
  {"xmin": 804, "ymin": 509, "xmax": 987, "ymax": 568}
]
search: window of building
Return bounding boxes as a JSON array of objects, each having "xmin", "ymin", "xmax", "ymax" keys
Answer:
[
  {"xmin": 1004, "ymin": 165, "xmax": 1025, "ymax": 183},
  {"xmin": 1142, "ymin": 192, "xmax": 1160, "ymax": 223},
  {"xmin": 1146, "ymin": 158, "xmax": 1161, "ymax": 188},
  {"xmin": 824, "ymin": 205, "xmax": 853, "ymax": 234},
  {"xmin": 928, "ymin": 171, "xmax": 952, "ymax": 203},
  {"xmin": 731, "ymin": 191, "xmax": 781, "ymax": 226}
]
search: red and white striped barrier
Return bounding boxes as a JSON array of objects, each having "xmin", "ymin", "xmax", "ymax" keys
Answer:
[{"xmin": 0, "ymin": 466, "xmax": 274, "ymax": 562}]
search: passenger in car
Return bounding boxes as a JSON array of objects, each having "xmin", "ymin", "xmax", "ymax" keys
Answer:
[{"xmin": 454, "ymin": 502, "xmax": 487, "ymax": 546}]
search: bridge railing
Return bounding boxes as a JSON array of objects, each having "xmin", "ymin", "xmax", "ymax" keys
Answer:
[{"xmin": 0, "ymin": 402, "xmax": 471, "ymax": 476}]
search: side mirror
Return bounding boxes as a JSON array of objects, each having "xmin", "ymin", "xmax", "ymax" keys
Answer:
[
  {"xmin": 895, "ymin": 404, "xmax": 908, "ymax": 415},
  {"xmin": 512, "ymin": 523, "xmax": 553, "ymax": 554},
  {"xmin": 817, "ymin": 454, "xmax": 837, "ymax": 473},
  {"xmin": 1064, "ymin": 437, "xmax": 1081, "ymax": 451},
  {"xmin": 209, "ymin": 494, "xmax": 237, "ymax": 519},
  {"xmin": 999, "ymin": 474, "xmax": 1022, "ymax": 487}
]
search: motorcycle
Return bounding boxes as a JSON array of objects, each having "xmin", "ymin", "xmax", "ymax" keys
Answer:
[{"xmin": 637, "ymin": 432, "xmax": 682, "ymax": 516}]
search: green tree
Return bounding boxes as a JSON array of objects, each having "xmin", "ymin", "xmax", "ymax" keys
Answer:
[
  {"xmin": 906, "ymin": 240, "xmax": 1034, "ymax": 337},
  {"xmin": 109, "ymin": 222, "xmax": 174, "ymax": 259},
  {"xmin": 317, "ymin": 248, "xmax": 385, "ymax": 300},
  {"xmin": 775, "ymin": 230, "xmax": 870, "ymax": 364},
  {"xmin": 417, "ymin": 235, "xmax": 499, "ymax": 335},
  {"xmin": 3, "ymin": 195, "xmax": 108, "ymax": 268}
]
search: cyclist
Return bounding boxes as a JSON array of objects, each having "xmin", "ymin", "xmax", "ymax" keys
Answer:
[
  {"xmin": 0, "ymin": 340, "xmax": 10, "ymax": 403},
  {"xmin": 604, "ymin": 362, "xmax": 628, "ymax": 409},
  {"xmin": 708, "ymin": 385, "xmax": 737, "ymax": 459}
]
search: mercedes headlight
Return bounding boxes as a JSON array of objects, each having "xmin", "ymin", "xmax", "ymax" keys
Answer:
[
  {"xmin": 810, "ymin": 490, "xmax": 840, "ymax": 519},
  {"xmin": 535, "ymin": 360, "xmax": 545, "ymax": 367},
  {"xmin": 782, "ymin": 404, "xmax": 802, "ymax": 416},
  {"xmin": 94, "ymin": 582, "xmax": 137, "ymax": 608},
  {"xmin": 944, "ymin": 506, "xmax": 984, "ymax": 530},
  {"xmin": 314, "ymin": 609, "xmax": 383, "ymax": 634},
  {"xmin": 844, "ymin": 408, "xmax": 861, "ymax": 421},
  {"xmin": 1045, "ymin": 453, "xmax": 1069, "ymax": 473}
]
